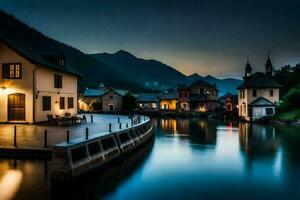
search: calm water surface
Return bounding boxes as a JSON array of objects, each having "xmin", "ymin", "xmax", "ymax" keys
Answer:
[{"xmin": 1, "ymin": 118, "xmax": 300, "ymax": 200}]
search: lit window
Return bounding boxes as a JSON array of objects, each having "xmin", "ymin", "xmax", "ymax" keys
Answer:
[{"xmin": 2, "ymin": 63, "xmax": 22, "ymax": 79}]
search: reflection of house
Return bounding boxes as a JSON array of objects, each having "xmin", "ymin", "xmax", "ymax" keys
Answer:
[
  {"xmin": 159, "ymin": 91, "xmax": 177, "ymax": 110},
  {"xmin": 136, "ymin": 93, "xmax": 159, "ymax": 111},
  {"xmin": 239, "ymin": 123, "xmax": 279, "ymax": 158},
  {"xmin": 237, "ymin": 57, "xmax": 282, "ymax": 121},
  {"xmin": 79, "ymin": 87, "xmax": 128, "ymax": 112},
  {"xmin": 0, "ymin": 37, "xmax": 80, "ymax": 123},
  {"xmin": 219, "ymin": 92, "xmax": 238, "ymax": 112},
  {"xmin": 178, "ymin": 80, "xmax": 219, "ymax": 112}
]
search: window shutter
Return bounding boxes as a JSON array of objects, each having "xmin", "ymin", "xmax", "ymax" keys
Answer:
[{"xmin": 2, "ymin": 64, "xmax": 10, "ymax": 78}]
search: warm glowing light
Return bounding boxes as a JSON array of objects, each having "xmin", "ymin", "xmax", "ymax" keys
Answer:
[
  {"xmin": 199, "ymin": 106, "xmax": 206, "ymax": 112},
  {"xmin": 0, "ymin": 170, "xmax": 23, "ymax": 200}
]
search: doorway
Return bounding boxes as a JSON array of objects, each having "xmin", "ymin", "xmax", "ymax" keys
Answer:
[{"xmin": 8, "ymin": 93, "xmax": 25, "ymax": 121}]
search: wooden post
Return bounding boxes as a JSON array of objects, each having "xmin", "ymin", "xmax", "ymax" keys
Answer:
[
  {"xmin": 86, "ymin": 127, "xmax": 89, "ymax": 140},
  {"xmin": 90, "ymin": 115, "xmax": 93, "ymax": 123},
  {"xmin": 131, "ymin": 118, "xmax": 133, "ymax": 126},
  {"xmin": 44, "ymin": 129, "xmax": 48, "ymax": 148},
  {"xmin": 109, "ymin": 123, "xmax": 112, "ymax": 132},
  {"xmin": 118, "ymin": 117, "xmax": 120, "ymax": 123},
  {"xmin": 67, "ymin": 130, "xmax": 70, "ymax": 143},
  {"xmin": 126, "ymin": 123, "xmax": 128, "ymax": 128},
  {"xmin": 14, "ymin": 126, "xmax": 17, "ymax": 147},
  {"xmin": 119, "ymin": 123, "xmax": 122, "ymax": 129}
]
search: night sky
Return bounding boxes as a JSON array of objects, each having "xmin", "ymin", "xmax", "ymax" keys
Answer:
[{"xmin": 0, "ymin": 0, "xmax": 300, "ymax": 78}]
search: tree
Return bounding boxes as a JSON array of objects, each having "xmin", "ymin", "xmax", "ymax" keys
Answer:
[{"xmin": 122, "ymin": 93, "xmax": 136, "ymax": 112}]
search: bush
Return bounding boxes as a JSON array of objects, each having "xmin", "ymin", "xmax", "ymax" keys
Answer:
[
  {"xmin": 91, "ymin": 102, "xmax": 102, "ymax": 111},
  {"xmin": 279, "ymin": 87, "xmax": 300, "ymax": 111}
]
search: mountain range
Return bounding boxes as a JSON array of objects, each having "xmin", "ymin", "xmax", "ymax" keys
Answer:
[{"xmin": 0, "ymin": 10, "xmax": 242, "ymax": 95}]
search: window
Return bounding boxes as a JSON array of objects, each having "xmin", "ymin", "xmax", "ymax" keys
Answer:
[
  {"xmin": 60, "ymin": 97, "xmax": 65, "ymax": 109},
  {"xmin": 269, "ymin": 90, "xmax": 274, "ymax": 97},
  {"xmin": 42, "ymin": 96, "xmax": 51, "ymax": 111},
  {"xmin": 253, "ymin": 89, "xmax": 257, "ymax": 97},
  {"xmin": 240, "ymin": 90, "xmax": 245, "ymax": 99},
  {"xmin": 2, "ymin": 63, "xmax": 22, "ymax": 79},
  {"xmin": 266, "ymin": 108, "xmax": 274, "ymax": 116},
  {"xmin": 68, "ymin": 97, "xmax": 74, "ymax": 109},
  {"xmin": 200, "ymin": 88, "xmax": 205, "ymax": 95},
  {"xmin": 54, "ymin": 74, "xmax": 62, "ymax": 88},
  {"xmin": 110, "ymin": 95, "xmax": 113, "ymax": 99}
]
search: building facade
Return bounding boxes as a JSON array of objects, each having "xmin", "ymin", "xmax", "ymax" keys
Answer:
[
  {"xmin": 237, "ymin": 57, "xmax": 282, "ymax": 121},
  {"xmin": 80, "ymin": 87, "xmax": 128, "ymax": 112},
  {"xmin": 0, "ymin": 38, "xmax": 79, "ymax": 123},
  {"xmin": 219, "ymin": 92, "xmax": 238, "ymax": 112},
  {"xmin": 136, "ymin": 93, "xmax": 160, "ymax": 111},
  {"xmin": 159, "ymin": 92, "xmax": 177, "ymax": 110},
  {"xmin": 178, "ymin": 80, "xmax": 219, "ymax": 112}
]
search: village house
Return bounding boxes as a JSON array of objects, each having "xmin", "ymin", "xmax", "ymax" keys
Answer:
[
  {"xmin": 177, "ymin": 85, "xmax": 190, "ymax": 111},
  {"xmin": 237, "ymin": 57, "xmax": 282, "ymax": 121},
  {"xmin": 136, "ymin": 93, "xmax": 160, "ymax": 111},
  {"xmin": 0, "ymin": 37, "xmax": 80, "ymax": 123},
  {"xmin": 178, "ymin": 80, "xmax": 219, "ymax": 112},
  {"xmin": 158, "ymin": 91, "xmax": 177, "ymax": 110},
  {"xmin": 219, "ymin": 92, "xmax": 238, "ymax": 112},
  {"xmin": 79, "ymin": 86, "xmax": 129, "ymax": 112}
]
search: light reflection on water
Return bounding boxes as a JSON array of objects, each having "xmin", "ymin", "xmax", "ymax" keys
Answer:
[{"xmin": 0, "ymin": 118, "xmax": 300, "ymax": 200}]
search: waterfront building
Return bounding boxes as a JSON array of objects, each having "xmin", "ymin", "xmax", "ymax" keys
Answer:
[
  {"xmin": 0, "ymin": 37, "xmax": 80, "ymax": 123},
  {"xmin": 136, "ymin": 93, "xmax": 160, "ymax": 111},
  {"xmin": 177, "ymin": 84, "xmax": 190, "ymax": 111},
  {"xmin": 177, "ymin": 80, "xmax": 219, "ymax": 112},
  {"xmin": 237, "ymin": 57, "xmax": 282, "ymax": 121},
  {"xmin": 219, "ymin": 92, "xmax": 238, "ymax": 112},
  {"xmin": 79, "ymin": 87, "xmax": 129, "ymax": 112},
  {"xmin": 159, "ymin": 91, "xmax": 177, "ymax": 110}
]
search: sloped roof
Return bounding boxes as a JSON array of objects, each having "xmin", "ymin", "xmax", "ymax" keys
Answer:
[
  {"xmin": 249, "ymin": 97, "xmax": 276, "ymax": 106},
  {"xmin": 237, "ymin": 72, "xmax": 282, "ymax": 89},
  {"xmin": 158, "ymin": 92, "xmax": 177, "ymax": 100},
  {"xmin": 83, "ymin": 88, "xmax": 106, "ymax": 97},
  {"xmin": 113, "ymin": 89, "xmax": 129, "ymax": 96},
  {"xmin": 189, "ymin": 79, "xmax": 217, "ymax": 89},
  {"xmin": 0, "ymin": 36, "xmax": 81, "ymax": 76},
  {"xmin": 136, "ymin": 93, "xmax": 159, "ymax": 102},
  {"xmin": 83, "ymin": 88, "xmax": 128, "ymax": 97}
]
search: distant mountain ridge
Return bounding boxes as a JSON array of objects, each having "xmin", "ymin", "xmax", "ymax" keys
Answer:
[
  {"xmin": 91, "ymin": 50, "xmax": 188, "ymax": 91},
  {"xmin": 0, "ymin": 10, "xmax": 145, "ymax": 91},
  {"xmin": 0, "ymin": 10, "xmax": 242, "ymax": 95}
]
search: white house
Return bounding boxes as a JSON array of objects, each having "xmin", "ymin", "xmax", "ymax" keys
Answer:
[
  {"xmin": 0, "ymin": 37, "xmax": 80, "ymax": 123},
  {"xmin": 237, "ymin": 56, "xmax": 282, "ymax": 121}
]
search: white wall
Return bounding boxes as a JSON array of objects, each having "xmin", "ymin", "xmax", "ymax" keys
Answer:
[
  {"xmin": 0, "ymin": 42, "xmax": 34, "ymax": 122},
  {"xmin": 35, "ymin": 67, "xmax": 78, "ymax": 122}
]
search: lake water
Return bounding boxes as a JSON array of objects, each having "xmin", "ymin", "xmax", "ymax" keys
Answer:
[{"xmin": 1, "ymin": 118, "xmax": 300, "ymax": 200}]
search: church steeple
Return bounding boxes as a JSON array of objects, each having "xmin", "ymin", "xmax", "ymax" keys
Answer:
[
  {"xmin": 265, "ymin": 53, "xmax": 273, "ymax": 76},
  {"xmin": 244, "ymin": 58, "xmax": 253, "ymax": 80}
]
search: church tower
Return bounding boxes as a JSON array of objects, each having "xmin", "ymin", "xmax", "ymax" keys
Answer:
[
  {"xmin": 265, "ymin": 54, "xmax": 273, "ymax": 76},
  {"xmin": 243, "ymin": 58, "xmax": 253, "ymax": 80}
]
